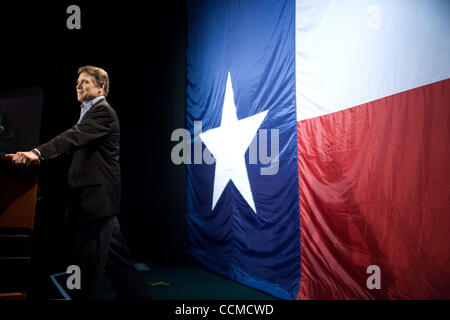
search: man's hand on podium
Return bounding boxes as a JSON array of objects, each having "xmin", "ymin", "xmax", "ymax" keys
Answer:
[{"xmin": 5, "ymin": 151, "xmax": 40, "ymax": 168}]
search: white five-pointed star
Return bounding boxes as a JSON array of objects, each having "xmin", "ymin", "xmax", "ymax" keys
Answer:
[{"xmin": 199, "ymin": 73, "xmax": 268, "ymax": 213}]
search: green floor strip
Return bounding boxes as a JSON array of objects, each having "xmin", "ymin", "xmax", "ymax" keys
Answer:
[{"xmin": 99, "ymin": 266, "xmax": 277, "ymax": 300}]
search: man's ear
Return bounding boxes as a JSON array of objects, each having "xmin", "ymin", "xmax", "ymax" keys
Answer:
[{"xmin": 98, "ymin": 83, "xmax": 105, "ymax": 94}]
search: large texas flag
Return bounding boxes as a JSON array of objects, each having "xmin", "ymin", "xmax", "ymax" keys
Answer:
[{"xmin": 186, "ymin": 0, "xmax": 450, "ymax": 299}]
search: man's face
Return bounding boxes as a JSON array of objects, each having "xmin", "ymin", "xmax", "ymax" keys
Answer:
[{"xmin": 76, "ymin": 72, "xmax": 104, "ymax": 102}]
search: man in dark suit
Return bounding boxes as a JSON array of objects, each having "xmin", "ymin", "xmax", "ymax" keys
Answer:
[{"xmin": 7, "ymin": 66, "xmax": 151, "ymax": 300}]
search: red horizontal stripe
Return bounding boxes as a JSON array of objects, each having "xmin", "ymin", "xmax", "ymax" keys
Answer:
[{"xmin": 297, "ymin": 79, "xmax": 450, "ymax": 299}]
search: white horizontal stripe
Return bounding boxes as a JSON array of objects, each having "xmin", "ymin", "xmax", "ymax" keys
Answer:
[{"xmin": 296, "ymin": 0, "xmax": 450, "ymax": 120}]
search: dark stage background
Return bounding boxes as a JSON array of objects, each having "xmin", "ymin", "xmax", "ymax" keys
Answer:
[{"xmin": 0, "ymin": 1, "xmax": 187, "ymax": 298}]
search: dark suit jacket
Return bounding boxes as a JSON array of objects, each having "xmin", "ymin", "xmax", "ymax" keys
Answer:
[{"xmin": 38, "ymin": 98, "xmax": 121, "ymax": 222}]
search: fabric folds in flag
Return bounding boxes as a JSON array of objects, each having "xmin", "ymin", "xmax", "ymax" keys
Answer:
[
  {"xmin": 186, "ymin": 0, "xmax": 300, "ymax": 300},
  {"xmin": 296, "ymin": 0, "xmax": 450, "ymax": 299},
  {"xmin": 186, "ymin": 0, "xmax": 450, "ymax": 300}
]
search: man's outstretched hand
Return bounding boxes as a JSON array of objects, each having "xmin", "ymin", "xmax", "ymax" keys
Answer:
[{"xmin": 5, "ymin": 151, "xmax": 40, "ymax": 167}]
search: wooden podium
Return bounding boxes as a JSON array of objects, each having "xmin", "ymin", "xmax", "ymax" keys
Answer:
[{"xmin": 0, "ymin": 155, "xmax": 39, "ymax": 300}]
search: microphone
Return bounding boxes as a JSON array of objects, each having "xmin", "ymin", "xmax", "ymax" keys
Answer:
[{"xmin": 0, "ymin": 125, "xmax": 4, "ymax": 134}]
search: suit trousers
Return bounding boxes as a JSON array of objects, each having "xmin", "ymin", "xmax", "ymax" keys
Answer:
[{"xmin": 67, "ymin": 215, "xmax": 151, "ymax": 300}]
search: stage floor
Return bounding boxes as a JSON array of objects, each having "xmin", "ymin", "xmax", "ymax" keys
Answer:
[{"xmin": 98, "ymin": 264, "xmax": 277, "ymax": 300}]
